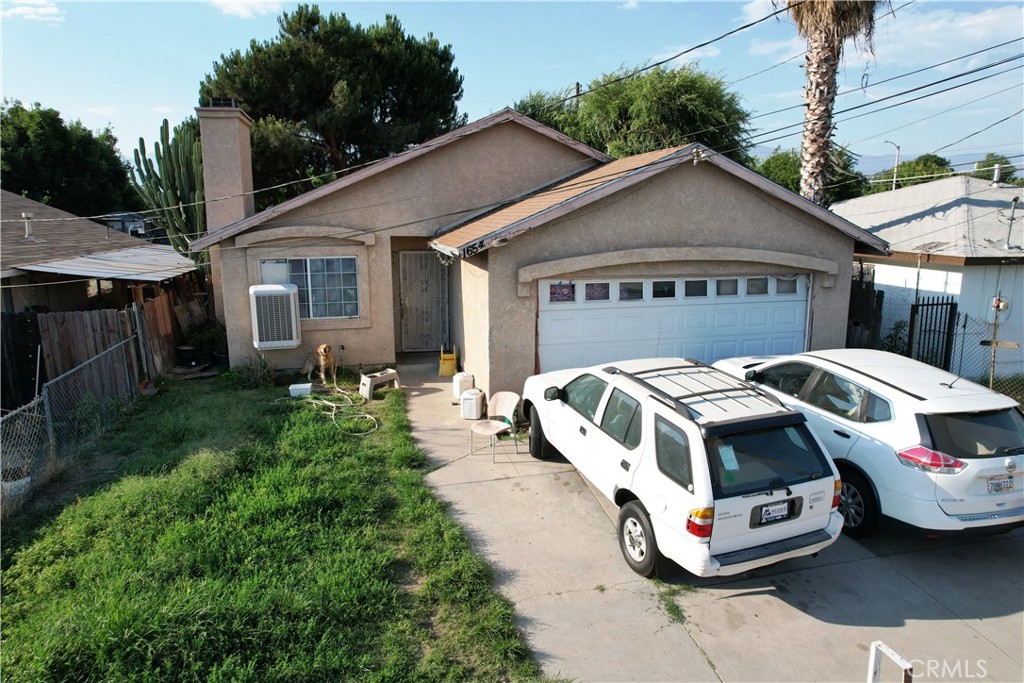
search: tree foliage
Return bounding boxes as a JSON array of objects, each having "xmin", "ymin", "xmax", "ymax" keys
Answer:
[
  {"xmin": 969, "ymin": 152, "xmax": 1018, "ymax": 183},
  {"xmin": 132, "ymin": 118, "xmax": 207, "ymax": 265},
  {"xmin": 1, "ymin": 99, "xmax": 135, "ymax": 217},
  {"xmin": 515, "ymin": 65, "xmax": 753, "ymax": 165},
  {"xmin": 756, "ymin": 145, "xmax": 868, "ymax": 204},
  {"xmin": 199, "ymin": 4, "xmax": 466, "ymax": 208},
  {"xmin": 783, "ymin": 0, "xmax": 882, "ymax": 204},
  {"xmin": 869, "ymin": 153, "xmax": 954, "ymax": 193}
]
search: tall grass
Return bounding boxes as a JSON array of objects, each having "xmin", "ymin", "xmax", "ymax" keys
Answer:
[{"xmin": 1, "ymin": 377, "xmax": 541, "ymax": 682}]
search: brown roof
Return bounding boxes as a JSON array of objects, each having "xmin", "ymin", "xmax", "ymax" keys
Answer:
[
  {"xmin": 431, "ymin": 144, "xmax": 890, "ymax": 258},
  {"xmin": 191, "ymin": 107, "xmax": 613, "ymax": 250},
  {"xmin": 1, "ymin": 190, "xmax": 194, "ymax": 280}
]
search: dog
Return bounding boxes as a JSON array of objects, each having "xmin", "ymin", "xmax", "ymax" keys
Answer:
[{"xmin": 301, "ymin": 344, "xmax": 338, "ymax": 385}]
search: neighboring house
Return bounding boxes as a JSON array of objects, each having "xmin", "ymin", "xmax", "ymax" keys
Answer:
[
  {"xmin": 193, "ymin": 104, "xmax": 887, "ymax": 397},
  {"xmin": 1, "ymin": 190, "xmax": 196, "ymax": 313},
  {"xmin": 106, "ymin": 212, "xmax": 148, "ymax": 238},
  {"xmin": 832, "ymin": 176, "xmax": 1023, "ymax": 378}
]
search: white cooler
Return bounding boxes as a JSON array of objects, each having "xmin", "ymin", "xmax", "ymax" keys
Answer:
[{"xmin": 460, "ymin": 388, "xmax": 484, "ymax": 419}]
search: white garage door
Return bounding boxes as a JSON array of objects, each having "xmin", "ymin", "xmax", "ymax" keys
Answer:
[{"xmin": 538, "ymin": 275, "xmax": 809, "ymax": 372}]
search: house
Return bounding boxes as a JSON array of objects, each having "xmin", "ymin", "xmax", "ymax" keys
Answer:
[
  {"xmin": 193, "ymin": 104, "xmax": 888, "ymax": 397},
  {"xmin": 1, "ymin": 190, "xmax": 196, "ymax": 313},
  {"xmin": 832, "ymin": 176, "xmax": 1023, "ymax": 378}
]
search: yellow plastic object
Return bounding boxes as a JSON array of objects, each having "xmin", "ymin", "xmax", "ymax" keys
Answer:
[{"xmin": 439, "ymin": 345, "xmax": 457, "ymax": 376}]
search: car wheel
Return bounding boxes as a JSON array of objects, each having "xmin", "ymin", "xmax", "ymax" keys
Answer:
[
  {"xmin": 618, "ymin": 501, "xmax": 659, "ymax": 577},
  {"xmin": 528, "ymin": 405, "xmax": 556, "ymax": 459},
  {"xmin": 839, "ymin": 470, "xmax": 878, "ymax": 538}
]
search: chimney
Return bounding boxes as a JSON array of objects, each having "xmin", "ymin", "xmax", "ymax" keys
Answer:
[
  {"xmin": 196, "ymin": 101, "xmax": 255, "ymax": 321},
  {"xmin": 196, "ymin": 101, "xmax": 255, "ymax": 231}
]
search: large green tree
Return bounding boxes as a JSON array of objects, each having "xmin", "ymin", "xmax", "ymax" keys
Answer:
[
  {"xmin": 1, "ymin": 99, "xmax": 135, "ymax": 217},
  {"xmin": 784, "ymin": 0, "xmax": 882, "ymax": 205},
  {"xmin": 199, "ymin": 4, "xmax": 465, "ymax": 207},
  {"xmin": 869, "ymin": 153, "xmax": 954, "ymax": 193},
  {"xmin": 970, "ymin": 152, "xmax": 1018, "ymax": 184},
  {"xmin": 515, "ymin": 65, "xmax": 753, "ymax": 165},
  {"xmin": 757, "ymin": 145, "xmax": 868, "ymax": 203}
]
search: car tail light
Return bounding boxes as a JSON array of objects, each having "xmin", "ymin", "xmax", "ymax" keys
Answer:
[
  {"xmin": 832, "ymin": 479, "xmax": 841, "ymax": 510},
  {"xmin": 686, "ymin": 507, "xmax": 714, "ymax": 538},
  {"xmin": 896, "ymin": 446, "xmax": 966, "ymax": 474}
]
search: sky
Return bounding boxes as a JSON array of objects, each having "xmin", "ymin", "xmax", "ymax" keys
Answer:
[{"xmin": 2, "ymin": 0, "xmax": 1022, "ymax": 177}]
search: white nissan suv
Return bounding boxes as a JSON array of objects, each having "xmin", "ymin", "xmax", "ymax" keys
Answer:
[
  {"xmin": 713, "ymin": 349, "xmax": 1024, "ymax": 537},
  {"xmin": 522, "ymin": 358, "xmax": 844, "ymax": 578}
]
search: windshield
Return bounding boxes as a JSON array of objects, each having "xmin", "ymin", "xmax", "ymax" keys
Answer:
[
  {"xmin": 924, "ymin": 408, "xmax": 1024, "ymax": 459},
  {"xmin": 705, "ymin": 424, "xmax": 832, "ymax": 499}
]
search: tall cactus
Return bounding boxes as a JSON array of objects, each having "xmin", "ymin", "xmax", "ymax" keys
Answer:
[{"xmin": 131, "ymin": 119, "xmax": 207, "ymax": 267}]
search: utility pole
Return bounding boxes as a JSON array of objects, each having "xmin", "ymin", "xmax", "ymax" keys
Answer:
[{"xmin": 884, "ymin": 140, "xmax": 900, "ymax": 191}]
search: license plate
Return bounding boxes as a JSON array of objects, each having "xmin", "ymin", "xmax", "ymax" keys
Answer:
[
  {"xmin": 987, "ymin": 474, "xmax": 1014, "ymax": 494},
  {"xmin": 759, "ymin": 501, "xmax": 790, "ymax": 525}
]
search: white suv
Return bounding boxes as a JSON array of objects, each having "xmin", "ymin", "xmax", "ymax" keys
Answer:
[
  {"xmin": 522, "ymin": 358, "xmax": 844, "ymax": 577},
  {"xmin": 713, "ymin": 349, "xmax": 1024, "ymax": 537}
]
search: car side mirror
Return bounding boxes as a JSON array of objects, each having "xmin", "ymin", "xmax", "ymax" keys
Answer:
[
  {"xmin": 745, "ymin": 370, "xmax": 758, "ymax": 382},
  {"xmin": 543, "ymin": 386, "xmax": 560, "ymax": 401}
]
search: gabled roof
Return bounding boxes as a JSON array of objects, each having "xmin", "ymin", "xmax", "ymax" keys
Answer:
[
  {"xmin": 831, "ymin": 175, "xmax": 1023, "ymax": 264},
  {"xmin": 431, "ymin": 144, "xmax": 890, "ymax": 258},
  {"xmin": 191, "ymin": 107, "xmax": 612, "ymax": 250},
  {"xmin": 1, "ymin": 190, "xmax": 195, "ymax": 282}
]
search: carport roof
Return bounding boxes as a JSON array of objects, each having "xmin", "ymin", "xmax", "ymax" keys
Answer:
[
  {"xmin": 1, "ymin": 189, "xmax": 195, "ymax": 282},
  {"xmin": 430, "ymin": 144, "xmax": 890, "ymax": 258}
]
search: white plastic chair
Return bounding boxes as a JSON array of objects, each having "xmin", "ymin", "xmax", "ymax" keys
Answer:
[{"xmin": 470, "ymin": 391, "xmax": 521, "ymax": 462}]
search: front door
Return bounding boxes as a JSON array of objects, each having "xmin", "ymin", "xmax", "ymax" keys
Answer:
[{"xmin": 399, "ymin": 251, "xmax": 449, "ymax": 352}]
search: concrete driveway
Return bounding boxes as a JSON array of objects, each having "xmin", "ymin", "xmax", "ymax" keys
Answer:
[{"xmin": 400, "ymin": 355, "xmax": 1024, "ymax": 683}]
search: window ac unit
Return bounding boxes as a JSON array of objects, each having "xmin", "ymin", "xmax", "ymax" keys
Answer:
[{"xmin": 249, "ymin": 284, "xmax": 301, "ymax": 350}]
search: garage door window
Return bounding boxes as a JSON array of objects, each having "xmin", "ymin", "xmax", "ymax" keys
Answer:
[
  {"xmin": 585, "ymin": 283, "xmax": 610, "ymax": 301},
  {"xmin": 549, "ymin": 283, "xmax": 576, "ymax": 303},
  {"xmin": 684, "ymin": 280, "xmax": 708, "ymax": 297},
  {"xmin": 776, "ymin": 277, "xmax": 798, "ymax": 295},
  {"xmin": 717, "ymin": 279, "xmax": 739, "ymax": 296},
  {"xmin": 619, "ymin": 282, "xmax": 644, "ymax": 301},
  {"xmin": 746, "ymin": 277, "xmax": 768, "ymax": 295},
  {"xmin": 653, "ymin": 281, "xmax": 676, "ymax": 298}
]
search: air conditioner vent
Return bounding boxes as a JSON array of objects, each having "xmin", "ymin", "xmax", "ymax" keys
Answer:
[{"xmin": 249, "ymin": 284, "xmax": 301, "ymax": 350}]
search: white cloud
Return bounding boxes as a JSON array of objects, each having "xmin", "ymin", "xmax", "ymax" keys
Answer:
[
  {"xmin": 1, "ymin": 0, "xmax": 65, "ymax": 24},
  {"xmin": 749, "ymin": 36, "xmax": 804, "ymax": 58},
  {"xmin": 619, "ymin": 0, "xmax": 640, "ymax": 10},
  {"xmin": 210, "ymin": 1, "xmax": 283, "ymax": 19},
  {"xmin": 740, "ymin": 0, "xmax": 778, "ymax": 25}
]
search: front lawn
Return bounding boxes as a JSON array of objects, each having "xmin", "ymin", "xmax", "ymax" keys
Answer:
[{"xmin": 1, "ymin": 375, "xmax": 540, "ymax": 682}]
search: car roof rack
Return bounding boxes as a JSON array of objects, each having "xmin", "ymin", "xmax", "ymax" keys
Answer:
[{"xmin": 604, "ymin": 360, "xmax": 785, "ymax": 422}]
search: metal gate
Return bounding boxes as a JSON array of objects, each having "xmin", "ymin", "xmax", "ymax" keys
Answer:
[
  {"xmin": 399, "ymin": 251, "xmax": 449, "ymax": 352},
  {"xmin": 907, "ymin": 296, "xmax": 958, "ymax": 370}
]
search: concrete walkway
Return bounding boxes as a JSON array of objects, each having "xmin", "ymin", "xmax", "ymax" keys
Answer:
[{"xmin": 399, "ymin": 353, "xmax": 1024, "ymax": 683}]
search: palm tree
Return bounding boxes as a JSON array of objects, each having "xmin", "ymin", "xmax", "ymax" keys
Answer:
[{"xmin": 786, "ymin": 0, "xmax": 881, "ymax": 205}]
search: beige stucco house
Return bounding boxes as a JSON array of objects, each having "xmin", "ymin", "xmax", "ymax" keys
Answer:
[{"xmin": 193, "ymin": 104, "xmax": 888, "ymax": 397}]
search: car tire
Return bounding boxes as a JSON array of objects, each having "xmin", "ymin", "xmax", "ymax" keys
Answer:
[
  {"xmin": 528, "ymin": 405, "xmax": 556, "ymax": 459},
  {"xmin": 839, "ymin": 470, "xmax": 878, "ymax": 538},
  {"xmin": 618, "ymin": 501, "xmax": 659, "ymax": 577}
]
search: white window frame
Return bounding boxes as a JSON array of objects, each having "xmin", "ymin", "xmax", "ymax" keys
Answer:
[{"xmin": 260, "ymin": 257, "xmax": 360, "ymax": 320}]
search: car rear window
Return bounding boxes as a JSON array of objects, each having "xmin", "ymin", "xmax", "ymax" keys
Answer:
[
  {"xmin": 705, "ymin": 424, "xmax": 832, "ymax": 499},
  {"xmin": 924, "ymin": 408, "xmax": 1024, "ymax": 459}
]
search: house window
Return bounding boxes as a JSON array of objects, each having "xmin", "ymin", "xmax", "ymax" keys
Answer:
[
  {"xmin": 746, "ymin": 277, "xmax": 768, "ymax": 295},
  {"xmin": 261, "ymin": 257, "xmax": 359, "ymax": 319},
  {"xmin": 716, "ymin": 279, "xmax": 739, "ymax": 296},
  {"xmin": 619, "ymin": 282, "xmax": 644, "ymax": 301},
  {"xmin": 652, "ymin": 281, "xmax": 676, "ymax": 298},
  {"xmin": 585, "ymin": 283, "xmax": 610, "ymax": 301},
  {"xmin": 684, "ymin": 280, "xmax": 708, "ymax": 297}
]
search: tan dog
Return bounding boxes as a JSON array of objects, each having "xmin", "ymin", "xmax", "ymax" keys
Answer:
[{"xmin": 301, "ymin": 344, "xmax": 336, "ymax": 385}]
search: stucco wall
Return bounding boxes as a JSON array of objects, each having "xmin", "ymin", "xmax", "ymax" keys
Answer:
[
  {"xmin": 474, "ymin": 160, "xmax": 856, "ymax": 396},
  {"xmin": 454, "ymin": 255, "xmax": 491, "ymax": 392},
  {"xmin": 214, "ymin": 121, "xmax": 599, "ymax": 372}
]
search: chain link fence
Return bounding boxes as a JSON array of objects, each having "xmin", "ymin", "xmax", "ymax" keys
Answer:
[
  {"xmin": 870, "ymin": 286, "xmax": 1024, "ymax": 404},
  {"xmin": 1, "ymin": 337, "xmax": 140, "ymax": 518}
]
